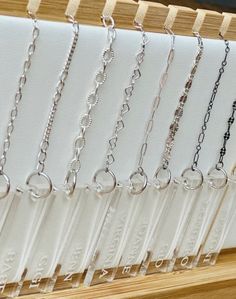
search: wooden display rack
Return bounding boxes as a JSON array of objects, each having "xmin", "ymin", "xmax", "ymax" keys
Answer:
[{"xmin": 1, "ymin": 0, "xmax": 236, "ymax": 298}]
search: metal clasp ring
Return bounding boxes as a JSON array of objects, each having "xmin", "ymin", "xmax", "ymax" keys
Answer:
[
  {"xmin": 207, "ymin": 166, "xmax": 228, "ymax": 189},
  {"xmin": 129, "ymin": 168, "xmax": 148, "ymax": 195},
  {"xmin": 102, "ymin": 15, "xmax": 115, "ymax": 28},
  {"xmin": 93, "ymin": 168, "xmax": 116, "ymax": 195},
  {"xmin": 153, "ymin": 166, "xmax": 171, "ymax": 190},
  {"xmin": 26, "ymin": 171, "xmax": 53, "ymax": 199},
  {"xmin": 0, "ymin": 172, "xmax": 10, "ymax": 200},
  {"xmin": 181, "ymin": 166, "xmax": 203, "ymax": 190},
  {"xmin": 64, "ymin": 170, "xmax": 77, "ymax": 197}
]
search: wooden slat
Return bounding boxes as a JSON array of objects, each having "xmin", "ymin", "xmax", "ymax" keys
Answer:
[
  {"xmin": 193, "ymin": 8, "xmax": 224, "ymax": 38},
  {"xmin": 15, "ymin": 249, "xmax": 236, "ymax": 298},
  {"xmin": 0, "ymin": 0, "xmax": 236, "ymax": 40},
  {"xmin": 135, "ymin": 1, "xmax": 169, "ymax": 33},
  {"xmin": 221, "ymin": 12, "xmax": 236, "ymax": 39},
  {"xmin": 165, "ymin": 5, "xmax": 197, "ymax": 36}
]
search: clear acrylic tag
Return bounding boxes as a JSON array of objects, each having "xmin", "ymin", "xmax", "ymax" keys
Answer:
[
  {"xmin": 140, "ymin": 181, "xmax": 199, "ymax": 274},
  {"xmin": 18, "ymin": 189, "xmax": 81, "ymax": 296},
  {"xmin": 140, "ymin": 182, "xmax": 177, "ymax": 275},
  {"xmin": 0, "ymin": 189, "xmax": 50, "ymax": 296},
  {"xmin": 196, "ymin": 178, "xmax": 236, "ymax": 267},
  {"xmin": 113, "ymin": 184, "xmax": 168, "ymax": 279},
  {"xmin": 84, "ymin": 185, "xmax": 140, "ymax": 286},
  {"xmin": 49, "ymin": 187, "xmax": 111, "ymax": 291},
  {"xmin": 168, "ymin": 181, "xmax": 207, "ymax": 270},
  {"xmin": 0, "ymin": 192, "xmax": 14, "ymax": 236},
  {"xmin": 171, "ymin": 181, "xmax": 226, "ymax": 270}
]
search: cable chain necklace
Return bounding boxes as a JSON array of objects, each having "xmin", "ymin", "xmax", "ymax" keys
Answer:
[
  {"xmin": 0, "ymin": 14, "xmax": 39, "ymax": 200},
  {"xmin": 93, "ymin": 22, "xmax": 149, "ymax": 195},
  {"xmin": 64, "ymin": 15, "xmax": 116, "ymax": 196},
  {"xmin": 207, "ymin": 99, "xmax": 236, "ymax": 189},
  {"xmin": 182, "ymin": 38, "xmax": 230, "ymax": 190},
  {"xmin": 129, "ymin": 28, "xmax": 175, "ymax": 195},
  {"xmin": 154, "ymin": 33, "xmax": 204, "ymax": 190},
  {"xmin": 26, "ymin": 18, "xmax": 79, "ymax": 199}
]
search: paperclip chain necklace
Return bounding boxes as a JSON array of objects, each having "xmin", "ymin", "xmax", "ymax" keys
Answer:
[
  {"xmin": 129, "ymin": 29, "xmax": 175, "ymax": 195},
  {"xmin": 154, "ymin": 33, "xmax": 204, "ymax": 190},
  {"xmin": 93, "ymin": 23, "xmax": 148, "ymax": 194},
  {"xmin": 26, "ymin": 20, "xmax": 79, "ymax": 199},
  {"xmin": 64, "ymin": 16, "xmax": 116, "ymax": 196},
  {"xmin": 182, "ymin": 39, "xmax": 230, "ymax": 190},
  {"xmin": 0, "ymin": 15, "xmax": 39, "ymax": 200}
]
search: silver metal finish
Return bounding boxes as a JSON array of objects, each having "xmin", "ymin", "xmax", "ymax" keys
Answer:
[
  {"xmin": 129, "ymin": 28, "xmax": 175, "ymax": 195},
  {"xmin": 207, "ymin": 166, "xmax": 228, "ymax": 189},
  {"xmin": 181, "ymin": 166, "xmax": 204, "ymax": 190},
  {"xmin": 156, "ymin": 33, "xmax": 204, "ymax": 190},
  {"xmin": 28, "ymin": 18, "xmax": 79, "ymax": 199},
  {"xmin": 94, "ymin": 22, "xmax": 148, "ymax": 194},
  {"xmin": 0, "ymin": 14, "xmax": 39, "ymax": 200},
  {"xmin": 65, "ymin": 15, "xmax": 116, "ymax": 196}
]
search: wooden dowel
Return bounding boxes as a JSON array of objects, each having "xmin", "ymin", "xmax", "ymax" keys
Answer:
[
  {"xmin": 193, "ymin": 9, "xmax": 224, "ymax": 39},
  {"xmin": 103, "ymin": 0, "xmax": 138, "ymax": 29},
  {"xmin": 220, "ymin": 12, "xmax": 236, "ymax": 40},
  {"xmin": 135, "ymin": 1, "xmax": 169, "ymax": 33},
  {"xmin": 165, "ymin": 5, "xmax": 197, "ymax": 36}
]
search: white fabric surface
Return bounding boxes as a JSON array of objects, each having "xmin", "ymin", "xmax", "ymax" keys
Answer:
[{"xmin": 0, "ymin": 15, "xmax": 235, "ymax": 249}]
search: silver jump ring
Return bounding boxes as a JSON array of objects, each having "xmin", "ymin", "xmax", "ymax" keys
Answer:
[
  {"xmin": 27, "ymin": 10, "xmax": 36, "ymax": 20},
  {"xmin": 207, "ymin": 166, "xmax": 228, "ymax": 189},
  {"xmin": 129, "ymin": 170, "xmax": 148, "ymax": 195},
  {"xmin": 102, "ymin": 15, "xmax": 115, "ymax": 28},
  {"xmin": 153, "ymin": 167, "xmax": 171, "ymax": 190},
  {"xmin": 133, "ymin": 20, "xmax": 143, "ymax": 31},
  {"xmin": 26, "ymin": 171, "xmax": 52, "ymax": 199},
  {"xmin": 0, "ymin": 172, "xmax": 10, "ymax": 200},
  {"xmin": 181, "ymin": 166, "xmax": 203, "ymax": 190},
  {"xmin": 64, "ymin": 170, "xmax": 77, "ymax": 197},
  {"xmin": 93, "ymin": 168, "xmax": 116, "ymax": 194}
]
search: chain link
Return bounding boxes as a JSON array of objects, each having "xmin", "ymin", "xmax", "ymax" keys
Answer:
[
  {"xmin": 35, "ymin": 21, "xmax": 79, "ymax": 173},
  {"xmin": 136, "ymin": 29, "xmax": 175, "ymax": 174},
  {"xmin": 104, "ymin": 24, "xmax": 148, "ymax": 172},
  {"xmin": 192, "ymin": 39, "xmax": 230, "ymax": 169},
  {"xmin": 216, "ymin": 99, "xmax": 236, "ymax": 169},
  {"xmin": 161, "ymin": 33, "xmax": 204, "ymax": 170},
  {"xmin": 65, "ymin": 16, "xmax": 116, "ymax": 192},
  {"xmin": 0, "ymin": 18, "xmax": 39, "ymax": 174}
]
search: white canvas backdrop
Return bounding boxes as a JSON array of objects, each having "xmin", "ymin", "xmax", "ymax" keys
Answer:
[{"xmin": 0, "ymin": 15, "xmax": 235, "ymax": 248}]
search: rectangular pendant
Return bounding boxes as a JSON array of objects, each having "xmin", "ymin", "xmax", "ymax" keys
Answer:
[
  {"xmin": 196, "ymin": 180, "xmax": 235, "ymax": 267},
  {"xmin": 140, "ymin": 182, "xmax": 178, "ymax": 275},
  {"xmin": 114, "ymin": 185, "xmax": 168, "ymax": 279},
  {"xmin": 0, "ymin": 189, "xmax": 50, "ymax": 297},
  {"xmin": 84, "ymin": 186, "xmax": 140, "ymax": 286},
  {"xmin": 52, "ymin": 187, "xmax": 111, "ymax": 290}
]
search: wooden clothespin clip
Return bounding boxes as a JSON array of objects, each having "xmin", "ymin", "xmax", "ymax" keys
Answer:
[
  {"xmin": 135, "ymin": 1, "xmax": 169, "ymax": 33},
  {"xmin": 193, "ymin": 9, "xmax": 224, "ymax": 39}
]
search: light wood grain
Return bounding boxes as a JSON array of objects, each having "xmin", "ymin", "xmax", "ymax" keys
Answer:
[
  {"xmin": 135, "ymin": 1, "xmax": 168, "ymax": 33},
  {"xmin": 165, "ymin": 5, "xmax": 197, "ymax": 36},
  {"xmin": 13, "ymin": 249, "xmax": 236, "ymax": 298},
  {"xmin": 0, "ymin": 0, "xmax": 236, "ymax": 39}
]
